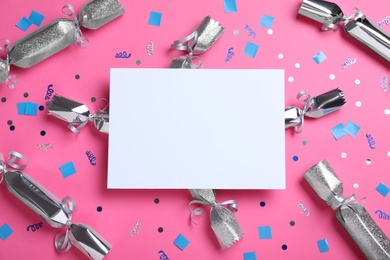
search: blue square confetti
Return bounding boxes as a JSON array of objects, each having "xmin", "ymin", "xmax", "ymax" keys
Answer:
[
  {"xmin": 224, "ymin": 0, "xmax": 237, "ymax": 13},
  {"xmin": 148, "ymin": 11, "xmax": 162, "ymax": 26},
  {"xmin": 16, "ymin": 17, "xmax": 32, "ymax": 31},
  {"xmin": 59, "ymin": 161, "xmax": 76, "ymax": 178},
  {"xmin": 0, "ymin": 224, "xmax": 13, "ymax": 240},
  {"xmin": 17, "ymin": 102, "xmax": 27, "ymax": 115},
  {"xmin": 173, "ymin": 233, "xmax": 190, "ymax": 250},
  {"xmin": 244, "ymin": 41, "xmax": 259, "ymax": 58},
  {"xmin": 28, "ymin": 10, "xmax": 45, "ymax": 26},
  {"xmin": 243, "ymin": 252, "xmax": 257, "ymax": 260},
  {"xmin": 312, "ymin": 51, "xmax": 327, "ymax": 64},
  {"xmin": 258, "ymin": 226, "xmax": 272, "ymax": 239},
  {"xmin": 376, "ymin": 182, "xmax": 390, "ymax": 197},
  {"xmin": 317, "ymin": 238, "xmax": 330, "ymax": 253},
  {"xmin": 24, "ymin": 102, "xmax": 38, "ymax": 116},
  {"xmin": 260, "ymin": 15, "xmax": 274, "ymax": 28},
  {"xmin": 331, "ymin": 123, "xmax": 346, "ymax": 140},
  {"xmin": 343, "ymin": 120, "xmax": 360, "ymax": 137}
]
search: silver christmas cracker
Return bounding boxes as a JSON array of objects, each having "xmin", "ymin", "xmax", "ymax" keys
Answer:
[
  {"xmin": 298, "ymin": 0, "xmax": 390, "ymax": 62},
  {"xmin": 285, "ymin": 88, "xmax": 345, "ymax": 132},
  {"xmin": 79, "ymin": 0, "xmax": 125, "ymax": 29},
  {"xmin": 188, "ymin": 189, "xmax": 244, "ymax": 249},
  {"xmin": 170, "ymin": 16, "xmax": 224, "ymax": 68},
  {"xmin": 0, "ymin": 151, "xmax": 111, "ymax": 260},
  {"xmin": 304, "ymin": 160, "xmax": 390, "ymax": 259},
  {"xmin": 48, "ymin": 94, "xmax": 109, "ymax": 134}
]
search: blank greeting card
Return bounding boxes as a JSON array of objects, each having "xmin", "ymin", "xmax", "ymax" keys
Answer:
[{"xmin": 108, "ymin": 69, "xmax": 285, "ymax": 189}]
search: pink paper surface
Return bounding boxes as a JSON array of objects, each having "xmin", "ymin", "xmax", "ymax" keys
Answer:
[{"xmin": 0, "ymin": 0, "xmax": 389, "ymax": 259}]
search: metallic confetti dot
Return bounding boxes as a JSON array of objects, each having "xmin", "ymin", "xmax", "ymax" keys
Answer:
[
  {"xmin": 234, "ymin": 30, "xmax": 239, "ymax": 35},
  {"xmin": 288, "ymin": 77, "xmax": 294, "ymax": 82},
  {"xmin": 329, "ymin": 74, "xmax": 336, "ymax": 80},
  {"xmin": 355, "ymin": 79, "xmax": 361, "ymax": 85},
  {"xmin": 341, "ymin": 152, "xmax": 347, "ymax": 158},
  {"xmin": 136, "ymin": 60, "xmax": 141, "ymax": 65},
  {"xmin": 295, "ymin": 63, "xmax": 301, "ymax": 69},
  {"xmin": 23, "ymin": 92, "xmax": 29, "ymax": 98},
  {"xmin": 39, "ymin": 105, "xmax": 44, "ymax": 111},
  {"xmin": 154, "ymin": 198, "xmax": 160, "ymax": 204},
  {"xmin": 40, "ymin": 130, "xmax": 46, "ymax": 136},
  {"xmin": 91, "ymin": 97, "xmax": 96, "ymax": 102},
  {"xmin": 282, "ymin": 244, "xmax": 288, "ymax": 250},
  {"xmin": 290, "ymin": 221, "xmax": 295, "ymax": 226},
  {"xmin": 267, "ymin": 29, "xmax": 273, "ymax": 35},
  {"xmin": 385, "ymin": 109, "xmax": 390, "ymax": 115},
  {"xmin": 278, "ymin": 53, "xmax": 283, "ymax": 59},
  {"xmin": 75, "ymin": 74, "xmax": 80, "ymax": 79},
  {"xmin": 7, "ymin": 120, "xmax": 12, "ymax": 125},
  {"xmin": 356, "ymin": 101, "xmax": 362, "ymax": 107},
  {"xmin": 1, "ymin": 97, "xmax": 6, "ymax": 102},
  {"xmin": 10, "ymin": 125, "xmax": 15, "ymax": 131},
  {"xmin": 158, "ymin": 227, "xmax": 163, "ymax": 233},
  {"xmin": 366, "ymin": 159, "xmax": 372, "ymax": 164},
  {"xmin": 293, "ymin": 156, "xmax": 298, "ymax": 161},
  {"xmin": 353, "ymin": 183, "xmax": 359, "ymax": 189},
  {"xmin": 97, "ymin": 206, "xmax": 102, "ymax": 212},
  {"xmin": 302, "ymin": 140, "xmax": 307, "ymax": 146},
  {"xmin": 260, "ymin": 201, "xmax": 266, "ymax": 207}
]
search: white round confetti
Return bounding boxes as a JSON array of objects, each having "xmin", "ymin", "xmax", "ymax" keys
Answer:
[
  {"xmin": 341, "ymin": 152, "xmax": 347, "ymax": 158},
  {"xmin": 385, "ymin": 109, "xmax": 390, "ymax": 115},
  {"xmin": 366, "ymin": 159, "xmax": 372, "ymax": 164},
  {"xmin": 329, "ymin": 74, "xmax": 336, "ymax": 80},
  {"xmin": 267, "ymin": 29, "xmax": 273, "ymax": 35},
  {"xmin": 288, "ymin": 77, "xmax": 294, "ymax": 82},
  {"xmin": 355, "ymin": 79, "xmax": 361, "ymax": 85},
  {"xmin": 387, "ymin": 151, "xmax": 390, "ymax": 157},
  {"xmin": 295, "ymin": 63, "xmax": 301, "ymax": 69},
  {"xmin": 353, "ymin": 183, "xmax": 359, "ymax": 189},
  {"xmin": 234, "ymin": 30, "xmax": 239, "ymax": 35},
  {"xmin": 355, "ymin": 101, "xmax": 362, "ymax": 107},
  {"xmin": 278, "ymin": 53, "xmax": 284, "ymax": 59}
]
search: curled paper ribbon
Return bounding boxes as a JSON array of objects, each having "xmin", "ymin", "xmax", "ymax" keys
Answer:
[
  {"xmin": 304, "ymin": 160, "xmax": 390, "ymax": 259},
  {"xmin": 285, "ymin": 88, "xmax": 345, "ymax": 133},
  {"xmin": 188, "ymin": 189, "xmax": 244, "ymax": 249},
  {"xmin": 48, "ymin": 94, "xmax": 109, "ymax": 134},
  {"xmin": 62, "ymin": 5, "xmax": 89, "ymax": 48},
  {"xmin": 170, "ymin": 16, "xmax": 224, "ymax": 69},
  {"xmin": 298, "ymin": 0, "xmax": 390, "ymax": 62},
  {"xmin": 0, "ymin": 39, "xmax": 19, "ymax": 88},
  {"xmin": 0, "ymin": 151, "xmax": 111, "ymax": 260}
]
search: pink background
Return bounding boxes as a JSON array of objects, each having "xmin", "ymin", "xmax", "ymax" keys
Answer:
[{"xmin": 1, "ymin": 0, "xmax": 390, "ymax": 259}]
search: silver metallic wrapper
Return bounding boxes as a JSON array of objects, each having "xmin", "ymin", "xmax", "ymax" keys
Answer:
[
  {"xmin": 298, "ymin": 0, "xmax": 390, "ymax": 62},
  {"xmin": 189, "ymin": 189, "xmax": 244, "ymax": 249},
  {"xmin": 285, "ymin": 88, "xmax": 345, "ymax": 131},
  {"xmin": 0, "ymin": 60, "xmax": 9, "ymax": 84},
  {"xmin": 304, "ymin": 160, "xmax": 390, "ymax": 259},
  {"xmin": 79, "ymin": 0, "xmax": 125, "ymax": 29},
  {"xmin": 170, "ymin": 16, "xmax": 224, "ymax": 68},
  {"xmin": 48, "ymin": 94, "xmax": 109, "ymax": 134},
  {"xmin": 1, "ymin": 169, "xmax": 111, "ymax": 260},
  {"xmin": 9, "ymin": 18, "xmax": 77, "ymax": 68}
]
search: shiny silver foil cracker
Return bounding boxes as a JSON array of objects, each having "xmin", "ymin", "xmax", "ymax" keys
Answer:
[
  {"xmin": 48, "ymin": 94, "xmax": 109, "ymax": 134},
  {"xmin": 285, "ymin": 88, "xmax": 345, "ymax": 132},
  {"xmin": 189, "ymin": 189, "xmax": 244, "ymax": 249},
  {"xmin": 79, "ymin": 0, "xmax": 125, "ymax": 29},
  {"xmin": 304, "ymin": 160, "xmax": 390, "ymax": 259},
  {"xmin": 0, "ymin": 152, "xmax": 111, "ymax": 260},
  {"xmin": 170, "ymin": 16, "xmax": 224, "ymax": 68},
  {"xmin": 298, "ymin": 0, "xmax": 390, "ymax": 62}
]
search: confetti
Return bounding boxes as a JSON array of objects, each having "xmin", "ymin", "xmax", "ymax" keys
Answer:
[
  {"xmin": 17, "ymin": 102, "xmax": 38, "ymax": 116},
  {"xmin": 0, "ymin": 224, "xmax": 13, "ymax": 240},
  {"xmin": 258, "ymin": 226, "xmax": 272, "ymax": 239},
  {"xmin": 356, "ymin": 101, "xmax": 362, "ymax": 107},
  {"xmin": 281, "ymin": 244, "xmax": 288, "ymax": 250},
  {"xmin": 375, "ymin": 210, "xmax": 390, "ymax": 220},
  {"xmin": 381, "ymin": 76, "xmax": 388, "ymax": 92},
  {"xmin": 355, "ymin": 79, "xmax": 361, "ymax": 85},
  {"xmin": 295, "ymin": 63, "xmax": 301, "ymax": 68},
  {"xmin": 86, "ymin": 151, "xmax": 97, "ymax": 166},
  {"xmin": 146, "ymin": 41, "xmax": 154, "ymax": 56},
  {"xmin": 130, "ymin": 221, "xmax": 141, "ymax": 236},
  {"xmin": 331, "ymin": 123, "xmax": 347, "ymax": 140},
  {"xmin": 278, "ymin": 53, "xmax": 284, "ymax": 59},
  {"xmin": 243, "ymin": 252, "xmax": 257, "ymax": 260},
  {"xmin": 173, "ymin": 233, "xmax": 190, "ymax": 250},
  {"xmin": 376, "ymin": 182, "xmax": 390, "ymax": 197},
  {"xmin": 290, "ymin": 221, "xmax": 295, "ymax": 226},
  {"xmin": 341, "ymin": 58, "xmax": 356, "ymax": 69},
  {"xmin": 148, "ymin": 11, "xmax": 162, "ymax": 26},
  {"xmin": 377, "ymin": 16, "xmax": 390, "ymax": 26},
  {"xmin": 244, "ymin": 41, "xmax": 259, "ymax": 58},
  {"xmin": 158, "ymin": 251, "xmax": 170, "ymax": 260},
  {"xmin": 97, "ymin": 206, "xmax": 103, "ymax": 212},
  {"xmin": 26, "ymin": 222, "xmax": 43, "ymax": 232},
  {"xmin": 224, "ymin": 0, "xmax": 237, "ymax": 13},
  {"xmin": 329, "ymin": 74, "xmax": 336, "ymax": 80},
  {"xmin": 154, "ymin": 198, "xmax": 160, "ymax": 204},
  {"xmin": 353, "ymin": 183, "xmax": 359, "ymax": 189},
  {"xmin": 260, "ymin": 15, "xmax": 274, "ymax": 28},
  {"xmin": 225, "ymin": 47, "xmax": 234, "ymax": 62},
  {"xmin": 36, "ymin": 143, "xmax": 53, "ymax": 150},
  {"xmin": 267, "ymin": 29, "xmax": 273, "ymax": 35},
  {"xmin": 245, "ymin": 24, "xmax": 256, "ymax": 38},
  {"xmin": 234, "ymin": 30, "xmax": 239, "ymax": 35},
  {"xmin": 312, "ymin": 51, "xmax": 327, "ymax": 64},
  {"xmin": 16, "ymin": 17, "xmax": 32, "ymax": 31},
  {"xmin": 341, "ymin": 152, "xmax": 347, "ymax": 158},
  {"xmin": 158, "ymin": 227, "xmax": 163, "ymax": 233},
  {"xmin": 260, "ymin": 201, "xmax": 266, "ymax": 207},
  {"xmin": 297, "ymin": 202, "xmax": 310, "ymax": 216},
  {"xmin": 366, "ymin": 134, "xmax": 376, "ymax": 149},
  {"xmin": 317, "ymin": 238, "xmax": 330, "ymax": 253},
  {"xmin": 293, "ymin": 156, "xmax": 298, "ymax": 161},
  {"xmin": 115, "ymin": 51, "xmax": 131, "ymax": 58},
  {"xmin": 288, "ymin": 76, "xmax": 294, "ymax": 82},
  {"xmin": 15, "ymin": 10, "xmax": 44, "ymax": 31},
  {"xmin": 59, "ymin": 161, "xmax": 77, "ymax": 178},
  {"xmin": 343, "ymin": 121, "xmax": 361, "ymax": 137}
]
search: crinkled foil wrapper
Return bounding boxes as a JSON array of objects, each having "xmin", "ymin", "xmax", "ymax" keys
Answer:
[
  {"xmin": 2, "ymin": 169, "xmax": 110, "ymax": 260},
  {"xmin": 9, "ymin": 18, "xmax": 77, "ymax": 68},
  {"xmin": 189, "ymin": 189, "xmax": 244, "ymax": 249},
  {"xmin": 304, "ymin": 160, "xmax": 390, "ymax": 259},
  {"xmin": 79, "ymin": 0, "xmax": 125, "ymax": 29},
  {"xmin": 48, "ymin": 94, "xmax": 109, "ymax": 134},
  {"xmin": 298, "ymin": 0, "xmax": 390, "ymax": 62},
  {"xmin": 0, "ymin": 59, "xmax": 9, "ymax": 83}
]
